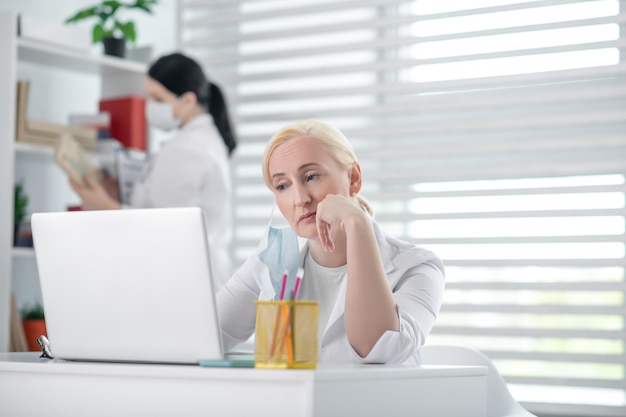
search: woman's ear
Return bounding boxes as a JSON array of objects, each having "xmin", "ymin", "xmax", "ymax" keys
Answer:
[
  {"xmin": 174, "ymin": 92, "xmax": 199, "ymax": 119},
  {"xmin": 180, "ymin": 91, "xmax": 198, "ymax": 108},
  {"xmin": 349, "ymin": 162, "xmax": 362, "ymax": 195}
]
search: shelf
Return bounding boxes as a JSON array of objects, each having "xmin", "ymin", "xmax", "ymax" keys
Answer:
[
  {"xmin": 15, "ymin": 141, "xmax": 101, "ymax": 161},
  {"xmin": 17, "ymin": 38, "xmax": 146, "ymax": 77},
  {"xmin": 11, "ymin": 247, "xmax": 35, "ymax": 258},
  {"xmin": 14, "ymin": 142, "xmax": 54, "ymax": 156},
  {"xmin": 0, "ymin": 8, "xmax": 153, "ymax": 354}
]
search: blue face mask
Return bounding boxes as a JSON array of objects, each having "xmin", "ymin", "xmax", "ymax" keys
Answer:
[{"xmin": 251, "ymin": 215, "xmax": 301, "ymax": 301}]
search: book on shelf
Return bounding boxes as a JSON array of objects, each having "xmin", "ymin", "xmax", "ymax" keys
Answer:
[
  {"xmin": 69, "ymin": 112, "xmax": 112, "ymax": 139},
  {"xmin": 99, "ymin": 95, "xmax": 147, "ymax": 151},
  {"xmin": 9, "ymin": 294, "xmax": 28, "ymax": 353},
  {"xmin": 15, "ymin": 81, "xmax": 97, "ymax": 150},
  {"xmin": 27, "ymin": 120, "xmax": 97, "ymax": 143},
  {"xmin": 115, "ymin": 147, "xmax": 149, "ymax": 205},
  {"xmin": 92, "ymin": 138, "xmax": 149, "ymax": 204},
  {"xmin": 54, "ymin": 132, "xmax": 102, "ymax": 186}
]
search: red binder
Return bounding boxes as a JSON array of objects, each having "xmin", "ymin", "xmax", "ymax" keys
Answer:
[{"xmin": 99, "ymin": 96, "xmax": 146, "ymax": 151}]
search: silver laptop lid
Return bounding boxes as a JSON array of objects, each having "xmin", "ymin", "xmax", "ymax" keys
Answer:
[{"xmin": 31, "ymin": 207, "xmax": 223, "ymax": 364}]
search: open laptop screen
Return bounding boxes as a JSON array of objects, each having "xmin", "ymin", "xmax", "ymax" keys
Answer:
[{"xmin": 31, "ymin": 207, "xmax": 223, "ymax": 364}]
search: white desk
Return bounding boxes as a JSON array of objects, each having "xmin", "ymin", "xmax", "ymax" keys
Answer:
[{"xmin": 0, "ymin": 352, "xmax": 486, "ymax": 417}]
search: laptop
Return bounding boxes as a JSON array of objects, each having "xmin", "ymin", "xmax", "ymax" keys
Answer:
[{"xmin": 31, "ymin": 207, "xmax": 253, "ymax": 366}]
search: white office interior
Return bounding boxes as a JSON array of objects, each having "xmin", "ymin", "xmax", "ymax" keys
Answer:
[{"xmin": 1, "ymin": 1, "xmax": 625, "ymax": 416}]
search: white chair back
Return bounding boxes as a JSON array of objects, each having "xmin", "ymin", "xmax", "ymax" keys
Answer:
[{"xmin": 420, "ymin": 345, "xmax": 535, "ymax": 417}]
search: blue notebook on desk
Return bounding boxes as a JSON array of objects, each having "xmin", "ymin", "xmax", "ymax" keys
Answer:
[
  {"xmin": 199, "ymin": 356, "xmax": 255, "ymax": 368},
  {"xmin": 31, "ymin": 207, "xmax": 254, "ymax": 367}
]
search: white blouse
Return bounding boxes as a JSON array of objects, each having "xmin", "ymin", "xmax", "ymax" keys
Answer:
[
  {"xmin": 298, "ymin": 250, "xmax": 347, "ymax": 343},
  {"xmin": 217, "ymin": 218, "xmax": 445, "ymax": 365}
]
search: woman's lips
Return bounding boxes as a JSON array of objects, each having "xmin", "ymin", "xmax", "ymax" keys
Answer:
[{"xmin": 298, "ymin": 212, "xmax": 316, "ymax": 223}]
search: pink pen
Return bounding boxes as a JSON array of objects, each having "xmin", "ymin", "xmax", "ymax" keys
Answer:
[
  {"xmin": 270, "ymin": 269, "xmax": 290, "ymax": 359},
  {"xmin": 279, "ymin": 269, "xmax": 289, "ymax": 300},
  {"xmin": 292, "ymin": 267, "xmax": 304, "ymax": 300}
]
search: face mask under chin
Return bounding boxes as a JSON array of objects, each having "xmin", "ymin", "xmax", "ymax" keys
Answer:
[{"xmin": 251, "ymin": 206, "xmax": 302, "ymax": 301}]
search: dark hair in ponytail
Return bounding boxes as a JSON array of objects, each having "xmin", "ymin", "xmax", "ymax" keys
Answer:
[
  {"xmin": 207, "ymin": 82, "xmax": 237, "ymax": 156},
  {"xmin": 147, "ymin": 52, "xmax": 237, "ymax": 156}
]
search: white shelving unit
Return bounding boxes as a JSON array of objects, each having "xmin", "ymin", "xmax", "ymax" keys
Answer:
[{"xmin": 0, "ymin": 11, "xmax": 147, "ymax": 350}]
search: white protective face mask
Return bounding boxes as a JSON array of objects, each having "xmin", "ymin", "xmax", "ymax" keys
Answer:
[
  {"xmin": 251, "ymin": 205, "xmax": 301, "ymax": 301},
  {"xmin": 145, "ymin": 99, "xmax": 181, "ymax": 131}
]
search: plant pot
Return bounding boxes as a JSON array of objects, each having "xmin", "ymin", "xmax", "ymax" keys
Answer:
[
  {"xmin": 22, "ymin": 319, "xmax": 47, "ymax": 352},
  {"xmin": 14, "ymin": 221, "xmax": 33, "ymax": 247},
  {"xmin": 102, "ymin": 37, "xmax": 126, "ymax": 58}
]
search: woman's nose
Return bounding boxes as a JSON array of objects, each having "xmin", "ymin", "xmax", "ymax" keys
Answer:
[{"xmin": 294, "ymin": 184, "xmax": 311, "ymax": 206}]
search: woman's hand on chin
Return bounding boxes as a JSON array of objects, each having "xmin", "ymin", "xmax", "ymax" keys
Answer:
[{"xmin": 315, "ymin": 194, "xmax": 366, "ymax": 252}]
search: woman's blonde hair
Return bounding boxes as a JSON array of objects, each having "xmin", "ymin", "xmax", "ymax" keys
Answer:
[{"xmin": 262, "ymin": 119, "xmax": 373, "ymax": 216}]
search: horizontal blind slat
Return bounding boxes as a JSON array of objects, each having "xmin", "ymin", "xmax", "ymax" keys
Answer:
[
  {"xmin": 214, "ymin": 41, "xmax": 626, "ymax": 84},
  {"xmin": 229, "ymin": 64, "xmax": 626, "ymax": 104},
  {"xmin": 441, "ymin": 304, "xmax": 626, "ymax": 314},
  {"xmin": 508, "ymin": 377, "xmax": 626, "ymax": 390},
  {"xmin": 184, "ymin": 0, "xmax": 585, "ymax": 24},
  {"xmin": 431, "ymin": 326, "xmax": 623, "ymax": 339},
  {"xmin": 443, "ymin": 259, "xmax": 626, "ymax": 267},
  {"xmin": 408, "ymin": 236, "xmax": 626, "ymax": 245},
  {"xmin": 195, "ymin": 14, "xmax": 626, "ymax": 66},
  {"xmin": 486, "ymin": 351, "xmax": 626, "ymax": 364},
  {"xmin": 445, "ymin": 281, "xmax": 626, "ymax": 291},
  {"xmin": 374, "ymin": 208, "xmax": 626, "ymax": 220},
  {"xmin": 521, "ymin": 402, "xmax": 626, "ymax": 417},
  {"xmin": 186, "ymin": 0, "xmax": 404, "ymax": 26},
  {"xmin": 236, "ymin": 84, "xmax": 626, "ymax": 122}
]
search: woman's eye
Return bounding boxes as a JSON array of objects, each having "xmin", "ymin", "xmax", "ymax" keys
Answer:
[
  {"xmin": 275, "ymin": 183, "xmax": 287, "ymax": 191},
  {"xmin": 306, "ymin": 173, "xmax": 319, "ymax": 182}
]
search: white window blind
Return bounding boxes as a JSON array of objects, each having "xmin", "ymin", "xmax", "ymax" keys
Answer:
[{"xmin": 180, "ymin": 1, "xmax": 626, "ymax": 415}]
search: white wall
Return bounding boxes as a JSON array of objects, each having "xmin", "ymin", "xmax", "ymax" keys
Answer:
[
  {"xmin": 3, "ymin": 0, "xmax": 178, "ymax": 309},
  {"xmin": 0, "ymin": 0, "xmax": 178, "ymax": 56}
]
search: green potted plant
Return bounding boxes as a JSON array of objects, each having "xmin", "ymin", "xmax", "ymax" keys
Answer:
[
  {"xmin": 21, "ymin": 302, "xmax": 47, "ymax": 352},
  {"xmin": 64, "ymin": 0, "xmax": 159, "ymax": 58},
  {"xmin": 13, "ymin": 183, "xmax": 28, "ymax": 247}
]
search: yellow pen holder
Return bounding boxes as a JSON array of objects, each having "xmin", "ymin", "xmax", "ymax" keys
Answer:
[{"xmin": 254, "ymin": 300, "xmax": 319, "ymax": 369}]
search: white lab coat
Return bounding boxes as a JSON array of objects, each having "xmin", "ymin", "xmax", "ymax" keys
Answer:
[
  {"xmin": 130, "ymin": 113, "xmax": 233, "ymax": 289},
  {"xmin": 217, "ymin": 219, "xmax": 445, "ymax": 364}
]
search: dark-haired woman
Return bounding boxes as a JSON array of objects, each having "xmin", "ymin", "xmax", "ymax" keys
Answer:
[{"xmin": 70, "ymin": 52, "xmax": 237, "ymax": 289}]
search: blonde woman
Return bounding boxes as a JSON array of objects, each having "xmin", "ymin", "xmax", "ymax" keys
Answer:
[{"xmin": 218, "ymin": 120, "xmax": 444, "ymax": 364}]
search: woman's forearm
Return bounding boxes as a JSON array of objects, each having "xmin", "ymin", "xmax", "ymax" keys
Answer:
[{"xmin": 344, "ymin": 215, "xmax": 398, "ymax": 357}]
